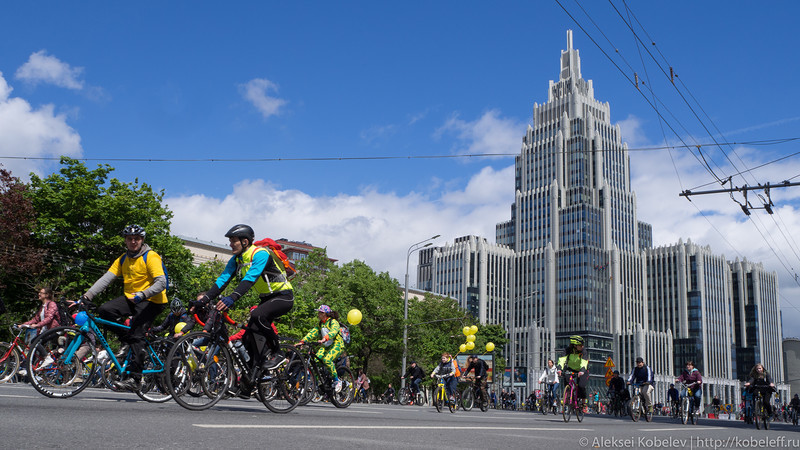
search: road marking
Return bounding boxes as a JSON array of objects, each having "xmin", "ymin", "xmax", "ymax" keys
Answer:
[
  {"xmin": 0, "ymin": 394, "xmax": 36, "ymax": 399},
  {"xmin": 194, "ymin": 424, "xmax": 593, "ymax": 431},
  {"xmin": 641, "ymin": 427, "xmax": 726, "ymax": 431}
]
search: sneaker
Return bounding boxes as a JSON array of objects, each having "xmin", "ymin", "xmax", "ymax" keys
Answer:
[
  {"xmin": 115, "ymin": 345, "xmax": 130, "ymax": 359},
  {"xmin": 114, "ymin": 377, "xmax": 140, "ymax": 392},
  {"xmin": 36, "ymin": 355, "xmax": 55, "ymax": 371},
  {"xmin": 17, "ymin": 368, "xmax": 28, "ymax": 377},
  {"xmin": 260, "ymin": 352, "xmax": 286, "ymax": 371},
  {"xmin": 334, "ymin": 379, "xmax": 343, "ymax": 393}
]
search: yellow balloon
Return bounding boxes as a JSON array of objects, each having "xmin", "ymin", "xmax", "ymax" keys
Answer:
[
  {"xmin": 469, "ymin": 325, "xmax": 478, "ymax": 335},
  {"xmin": 347, "ymin": 309, "xmax": 362, "ymax": 325},
  {"xmin": 465, "ymin": 341, "xmax": 475, "ymax": 350},
  {"xmin": 466, "ymin": 334, "xmax": 476, "ymax": 342},
  {"xmin": 174, "ymin": 322, "xmax": 187, "ymax": 334},
  {"xmin": 462, "ymin": 326, "xmax": 471, "ymax": 336},
  {"xmin": 486, "ymin": 342, "xmax": 495, "ymax": 352},
  {"xmin": 459, "ymin": 344, "xmax": 467, "ymax": 353}
]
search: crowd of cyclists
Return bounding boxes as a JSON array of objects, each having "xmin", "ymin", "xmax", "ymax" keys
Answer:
[{"xmin": 2, "ymin": 224, "xmax": 799, "ymax": 426}]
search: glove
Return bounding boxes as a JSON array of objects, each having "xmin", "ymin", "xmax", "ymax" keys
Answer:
[
  {"xmin": 132, "ymin": 293, "xmax": 145, "ymax": 304},
  {"xmin": 220, "ymin": 296, "xmax": 235, "ymax": 309}
]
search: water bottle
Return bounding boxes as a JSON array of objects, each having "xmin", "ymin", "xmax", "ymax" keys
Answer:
[{"xmin": 232, "ymin": 340, "xmax": 249, "ymax": 363}]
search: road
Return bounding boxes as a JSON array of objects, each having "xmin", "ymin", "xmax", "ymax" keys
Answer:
[{"xmin": 1, "ymin": 383, "xmax": 798, "ymax": 449}]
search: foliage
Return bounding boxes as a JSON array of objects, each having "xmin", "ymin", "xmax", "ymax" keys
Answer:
[{"xmin": 24, "ymin": 157, "xmax": 194, "ymax": 305}]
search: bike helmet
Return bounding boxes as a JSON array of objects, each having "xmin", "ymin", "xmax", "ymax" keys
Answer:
[
  {"xmin": 569, "ymin": 335, "xmax": 584, "ymax": 346},
  {"xmin": 122, "ymin": 224, "xmax": 146, "ymax": 238},
  {"xmin": 170, "ymin": 298, "xmax": 184, "ymax": 315},
  {"xmin": 225, "ymin": 224, "xmax": 255, "ymax": 241}
]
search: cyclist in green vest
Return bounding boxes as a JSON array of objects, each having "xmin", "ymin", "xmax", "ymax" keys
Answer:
[
  {"xmin": 198, "ymin": 224, "xmax": 293, "ymax": 375},
  {"xmin": 557, "ymin": 335, "xmax": 590, "ymax": 402}
]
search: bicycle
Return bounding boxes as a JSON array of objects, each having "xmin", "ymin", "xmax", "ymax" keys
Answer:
[
  {"xmin": 293, "ymin": 340, "xmax": 355, "ymax": 408},
  {"xmin": 460, "ymin": 378, "xmax": 489, "ymax": 412},
  {"xmin": 677, "ymin": 382, "xmax": 698, "ymax": 425},
  {"xmin": 670, "ymin": 399, "xmax": 681, "ymax": 419},
  {"xmin": 629, "ymin": 383, "xmax": 653, "ymax": 422},
  {"xmin": 26, "ymin": 304, "xmax": 172, "ymax": 402},
  {"xmin": 539, "ymin": 382, "xmax": 559, "ymax": 415},
  {"xmin": 399, "ymin": 383, "xmax": 426, "ymax": 406},
  {"xmin": 789, "ymin": 405, "xmax": 798, "ymax": 426},
  {"xmin": 561, "ymin": 371, "xmax": 585, "ymax": 423},
  {"xmin": 0, "ymin": 325, "xmax": 35, "ymax": 383},
  {"xmin": 432, "ymin": 374, "xmax": 456, "ymax": 413},
  {"xmin": 164, "ymin": 305, "xmax": 307, "ymax": 413},
  {"xmin": 751, "ymin": 389, "xmax": 771, "ymax": 430}
]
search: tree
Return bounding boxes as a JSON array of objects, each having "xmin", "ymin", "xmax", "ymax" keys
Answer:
[
  {"xmin": 26, "ymin": 157, "xmax": 194, "ymax": 303},
  {"xmin": 0, "ymin": 166, "xmax": 46, "ymax": 319}
]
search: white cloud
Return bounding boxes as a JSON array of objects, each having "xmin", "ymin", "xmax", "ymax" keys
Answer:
[
  {"xmin": 0, "ymin": 72, "xmax": 82, "ymax": 179},
  {"xmin": 616, "ymin": 114, "xmax": 648, "ymax": 149},
  {"xmin": 15, "ymin": 50, "xmax": 85, "ymax": 90},
  {"xmin": 165, "ymin": 165, "xmax": 515, "ymax": 286},
  {"xmin": 239, "ymin": 78, "xmax": 287, "ymax": 119},
  {"xmin": 436, "ymin": 109, "xmax": 524, "ymax": 155}
]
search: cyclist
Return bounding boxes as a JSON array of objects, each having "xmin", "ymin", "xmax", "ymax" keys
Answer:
[
  {"xmin": 383, "ymin": 383, "xmax": 396, "ymax": 403},
  {"xmin": 607, "ymin": 370, "xmax": 629, "ymax": 412},
  {"xmin": 297, "ymin": 305, "xmax": 345, "ymax": 392},
  {"xmin": 743, "ymin": 363, "xmax": 775, "ymax": 416},
  {"xmin": 557, "ymin": 335, "xmax": 590, "ymax": 404},
  {"xmin": 402, "ymin": 361, "xmax": 425, "ymax": 399},
  {"xmin": 149, "ymin": 298, "xmax": 191, "ymax": 338},
  {"xmin": 20, "ymin": 286, "xmax": 61, "ymax": 344},
  {"xmin": 356, "ymin": 369, "xmax": 370, "ymax": 402},
  {"xmin": 675, "ymin": 360, "xmax": 703, "ymax": 417},
  {"xmin": 197, "ymin": 224, "xmax": 293, "ymax": 371},
  {"xmin": 789, "ymin": 394, "xmax": 800, "ymax": 421},
  {"xmin": 667, "ymin": 383, "xmax": 680, "ymax": 414},
  {"xmin": 464, "ymin": 354, "xmax": 490, "ymax": 405},
  {"xmin": 627, "ymin": 356, "xmax": 654, "ymax": 414},
  {"xmin": 430, "ymin": 352, "xmax": 458, "ymax": 403},
  {"xmin": 538, "ymin": 358, "xmax": 560, "ymax": 407},
  {"xmin": 711, "ymin": 395, "xmax": 721, "ymax": 416},
  {"xmin": 82, "ymin": 225, "xmax": 167, "ymax": 391}
]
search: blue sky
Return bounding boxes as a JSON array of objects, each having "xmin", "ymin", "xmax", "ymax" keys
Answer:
[{"xmin": 3, "ymin": 1, "xmax": 800, "ymax": 337}]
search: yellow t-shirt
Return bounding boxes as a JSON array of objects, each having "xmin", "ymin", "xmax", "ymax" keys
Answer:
[{"xmin": 109, "ymin": 251, "xmax": 167, "ymax": 304}]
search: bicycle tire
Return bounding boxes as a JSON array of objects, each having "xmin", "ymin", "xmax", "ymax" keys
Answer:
[
  {"xmin": 680, "ymin": 397, "xmax": 689, "ymax": 424},
  {"xmin": 298, "ymin": 366, "xmax": 318, "ymax": 406},
  {"xmin": 690, "ymin": 403, "xmax": 697, "ymax": 425},
  {"xmin": 576, "ymin": 398, "xmax": 585, "ymax": 422},
  {"xmin": 461, "ymin": 386, "xmax": 474, "ymax": 411},
  {"xmin": 331, "ymin": 365, "xmax": 355, "ymax": 408},
  {"xmin": 260, "ymin": 358, "xmax": 306, "ymax": 413},
  {"xmin": 27, "ymin": 327, "xmax": 95, "ymax": 398},
  {"xmin": 434, "ymin": 386, "xmax": 444, "ymax": 413},
  {"xmin": 630, "ymin": 396, "xmax": 641, "ymax": 422},
  {"xmin": 135, "ymin": 338, "xmax": 173, "ymax": 403},
  {"xmin": 562, "ymin": 387, "xmax": 572, "ymax": 422},
  {"xmin": 417, "ymin": 390, "xmax": 427, "ymax": 406},
  {"xmin": 449, "ymin": 391, "xmax": 457, "ymax": 413},
  {"xmin": 165, "ymin": 332, "xmax": 232, "ymax": 411},
  {"xmin": 0, "ymin": 343, "xmax": 20, "ymax": 383}
]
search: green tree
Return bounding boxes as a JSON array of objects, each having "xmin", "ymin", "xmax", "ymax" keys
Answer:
[{"xmin": 26, "ymin": 157, "xmax": 194, "ymax": 303}]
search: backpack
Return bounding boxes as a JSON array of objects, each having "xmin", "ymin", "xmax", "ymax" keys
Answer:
[
  {"xmin": 56, "ymin": 298, "xmax": 73, "ymax": 325},
  {"xmin": 120, "ymin": 250, "xmax": 169, "ymax": 290},
  {"xmin": 453, "ymin": 360, "xmax": 462, "ymax": 377},
  {"xmin": 340, "ymin": 323, "xmax": 351, "ymax": 344},
  {"xmin": 253, "ymin": 238, "xmax": 298, "ymax": 280}
]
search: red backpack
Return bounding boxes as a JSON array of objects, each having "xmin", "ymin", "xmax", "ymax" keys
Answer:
[{"xmin": 253, "ymin": 238, "xmax": 298, "ymax": 280}]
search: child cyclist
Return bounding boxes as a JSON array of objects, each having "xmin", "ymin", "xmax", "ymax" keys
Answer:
[
  {"xmin": 430, "ymin": 352, "xmax": 459, "ymax": 402},
  {"xmin": 296, "ymin": 305, "xmax": 345, "ymax": 392}
]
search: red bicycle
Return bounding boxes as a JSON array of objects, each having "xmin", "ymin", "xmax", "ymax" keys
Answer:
[{"xmin": 0, "ymin": 325, "xmax": 35, "ymax": 383}]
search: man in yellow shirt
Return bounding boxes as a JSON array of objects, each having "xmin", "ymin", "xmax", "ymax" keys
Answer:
[{"xmin": 82, "ymin": 224, "xmax": 167, "ymax": 391}]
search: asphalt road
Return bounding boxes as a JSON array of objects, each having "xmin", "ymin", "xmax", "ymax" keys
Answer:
[{"xmin": 1, "ymin": 383, "xmax": 798, "ymax": 449}]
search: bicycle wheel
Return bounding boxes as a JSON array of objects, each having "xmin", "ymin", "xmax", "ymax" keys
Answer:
[
  {"xmin": 762, "ymin": 403, "xmax": 770, "ymax": 430},
  {"xmin": 690, "ymin": 402, "xmax": 697, "ymax": 425},
  {"xmin": 165, "ymin": 332, "xmax": 232, "ymax": 411},
  {"xmin": 576, "ymin": 397, "xmax": 585, "ymax": 422},
  {"xmin": 416, "ymin": 390, "xmax": 427, "ymax": 406},
  {"xmin": 434, "ymin": 386, "xmax": 444, "ymax": 413},
  {"xmin": 260, "ymin": 357, "xmax": 306, "ymax": 413},
  {"xmin": 27, "ymin": 327, "xmax": 95, "ymax": 398},
  {"xmin": 331, "ymin": 366, "xmax": 355, "ymax": 408},
  {"xmin": 680, "ymin": 397, "xmax": 689, "ymax": 424},
  {"xmin": 0, "ymin": 343, "xmax": 20, "ymax": 383},
  {"xmin": 461, "ymin": 386, "xmax": 474, "ymax": 411},
  {"xmin": 449, "ymin": 390, "xmax": 457, "ymax": 413},
  {"xmin": 630, "ymin": 396, "xmax": 641, "ymax": 422},
  {"xmin": 645, "ymin": 402, "xmax": 653, "ymax": 422},
  {"xmin": 479, "ymin": 390, "xmax": 489, "ymax": 412},
  {"xmin": 398, "ymin": 387, "xmax": 410, "ymax": 405},
  {"xmin": 298, "ymin": 365, "xmax": 318, "ymax": 406},
  {"xmin": 562, "ymin": 387, "xmax": 572, "ymax": 422},
  {"xmin": 136, "ymin": 338, "xmax": 173, "ymax": 403}
]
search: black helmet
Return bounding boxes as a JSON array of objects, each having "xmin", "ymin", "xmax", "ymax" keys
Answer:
[
  {"xmin": 170, "ymin": 298, "xmax": 184, "ymax": 315},
  {"xmin": 225, "ymin": 224, "xmax": 255, "ymax": 242},
  {"xmin": 123, "ymin": 224, "xmax": 146, "ymax": 238},
  {"xmin": 613, "ymin": 370, "xmax": 619, "ymax": 375}
]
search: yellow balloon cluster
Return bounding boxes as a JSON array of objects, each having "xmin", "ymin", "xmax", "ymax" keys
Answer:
[{"xmin": 457, "ymin": 324, "xmax": 484, "ymax": 355}]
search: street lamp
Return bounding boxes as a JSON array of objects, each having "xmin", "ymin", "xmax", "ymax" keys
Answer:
[{"xmin": 401, "ymin": 234, "xmax": 440, "ymax": 389}]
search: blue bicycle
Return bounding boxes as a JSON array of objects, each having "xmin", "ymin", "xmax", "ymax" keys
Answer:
[{"xmin": 26, "ymin": 302, "xmax": 172, "ymax": 402}]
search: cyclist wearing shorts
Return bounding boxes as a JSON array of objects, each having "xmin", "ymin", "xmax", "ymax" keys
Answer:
[
  {"xmin": 538, "ymin": 359, "xmax": 560, "ymax": 407},
  {"xmin": 675, "ymin": 360, "xmax": 703, "ymax": 416},
  {"xmin": 82, "ymin": 225, "xmax": 167, "ymax": 391},
  {"xmin": 198, "ymin": 224, "xmax": 293, "ymax": 371},
  {"xmin": 297, "ymin": 305, "xmax": 345, "ymax": 392},
  {"xmin": 627, "ymin": 356, "xmax": 654, "ymax": 413},
  {"xmin": 557, "ymin": 335, "xmax": 590, "ymax": 402},
  {"xmin": 430, "ymin": 352, "xmax": 458, "ymax": 402}
]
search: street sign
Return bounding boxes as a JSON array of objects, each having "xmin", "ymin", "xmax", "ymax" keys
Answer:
[{"xmin": 604, "ymin": 357, "xmax": 615, "ymax": 368}]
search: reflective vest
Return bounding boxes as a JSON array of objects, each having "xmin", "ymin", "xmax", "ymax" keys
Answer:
[{"xmin": 238, "ymin": 246, "xmax": 292, "ymax": 294}]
